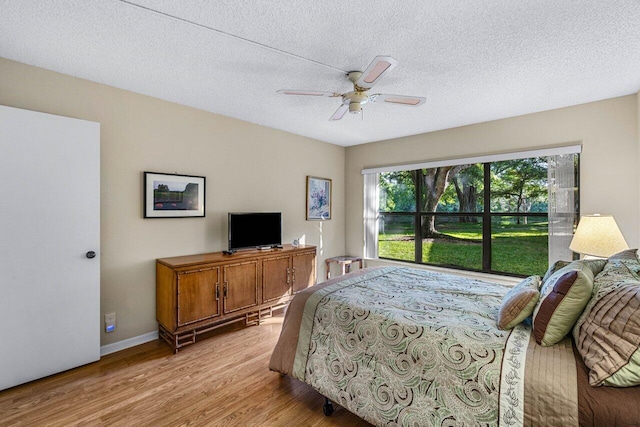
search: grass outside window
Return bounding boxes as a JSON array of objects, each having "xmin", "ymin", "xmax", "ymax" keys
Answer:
[{"xmin": 378, "ymin": 217, "xmax": 548, "ymax": 277}]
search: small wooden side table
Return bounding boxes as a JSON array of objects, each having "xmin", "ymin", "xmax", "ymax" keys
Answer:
[{"xmin": 325, "ymin": 256, "xmax": 364, "ymax": 280}]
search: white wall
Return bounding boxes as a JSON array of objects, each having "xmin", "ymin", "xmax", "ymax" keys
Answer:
[
  {"xmin": 0, "ymin": 57, "xmax": 346, "ymax": 346},
  {"xmin": 345, "ymin": 95, "xmax": 640, "ymax": 258}
]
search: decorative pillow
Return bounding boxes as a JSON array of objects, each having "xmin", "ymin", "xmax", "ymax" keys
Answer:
[
  {"xmin": 574, "ymin": 253, "xmax": 639, "ymax": 341},
  {"xmin": 574, "ymin": 253, "xmax": 640, "ymax": 387},
  {"xmin": 580, "ymin": 259, "xmax": 608, "ymax": 277},
  {"xmin": 542, "ymin": 260, "xmax": 570, "ymax": 284},
  {"xmin": 576, "ymin": 282, "xmax": 640, "ymax": 386},
  {"xmin": 542, "ymin": 259, "xmax": 605, "ymax": 288},
  {"xmin": 609, "ymin": 248, "xmax": 638, "ymax": 261},
  {"xmin": 497, "ymin": 276, "xmax": 541, "ymax": 330},
  {"xmin": 533, "ymin": 261, "xmax": 595, "ymax": 346}
]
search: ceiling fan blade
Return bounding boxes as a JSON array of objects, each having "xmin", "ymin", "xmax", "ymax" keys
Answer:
[
  {"xmin": 277, "ymin": 89, "xmax": 341, "ymax": 97},
  {"xmin": 370, "ymin": 93, "xmax": 426, "ymax": 107},
  {"xmin": 355, "ymin": 56, "xmax": 398, "ymax": 90},
  {"xmin": 329, "ymin": 102, "xmax": 349, "ymax": 121}
]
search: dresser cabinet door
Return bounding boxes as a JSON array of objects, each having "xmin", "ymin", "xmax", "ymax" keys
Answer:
[
  {"xmin": 262, "ymin": 255, "xmax": 292, "ymax": 303},
  {"xmin": 223, "ymin": 261, "xmax": 259, "ymax": 314},
  {"xmin": 177, "ymin": 268, "xmax": 220, "ymax": 326},
  {"xmin": 292, "ymin": 251, "xmax": 316, "ymax": 293}
]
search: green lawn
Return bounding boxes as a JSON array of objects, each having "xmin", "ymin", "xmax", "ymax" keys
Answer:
[{"xmin": 378, "ymin": 219, "xmax": 548, "ymax": 277}]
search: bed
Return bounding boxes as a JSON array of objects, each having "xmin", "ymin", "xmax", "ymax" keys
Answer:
[{"xmin": 269, "ymin": 262, "xmax": 640, "ymax": 426}]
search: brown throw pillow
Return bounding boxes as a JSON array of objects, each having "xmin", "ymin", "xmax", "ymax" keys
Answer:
[
  {"xmin": 497, "ymin": 276, "xmax": 540, "ymax": 330},
  {"xmin": 576, "ymin": 279, "xmax": 640, "ymax": 386},
  {"xmin": 533, "ymin": 261, "xmax": 594, "ymax": 346}
]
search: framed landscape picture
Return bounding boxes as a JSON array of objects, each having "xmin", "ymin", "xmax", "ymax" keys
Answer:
[
  {"xmin": 144, "ymin": 172, "xmax": 205, "ymax": 218},
  {"xmin": 306, "ymin": 176, "xmax": 332, "ymax": 220}
]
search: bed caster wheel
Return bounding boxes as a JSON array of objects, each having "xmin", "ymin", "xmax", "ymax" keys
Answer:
[{"xmin": 323, "ymin": 398, "xmax": 334, "ymax": 416}]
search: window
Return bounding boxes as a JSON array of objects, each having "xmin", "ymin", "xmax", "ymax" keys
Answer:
[{"xmin": 369, "ymin": 151, "xmax": 579, "ymax": 277}]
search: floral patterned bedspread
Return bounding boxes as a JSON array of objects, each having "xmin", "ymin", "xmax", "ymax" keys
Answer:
[{"xmin": 290, "ymin": 266, "xmax": 525, "ymax": 426}]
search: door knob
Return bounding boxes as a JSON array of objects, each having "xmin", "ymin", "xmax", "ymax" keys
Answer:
[{"xmin": 86, "ymin": 251, "xmax": 97, "ymax": 259}]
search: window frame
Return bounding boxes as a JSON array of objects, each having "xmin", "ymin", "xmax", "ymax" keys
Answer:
[{"xmin": 376, "ymin": 157, "xmax": 577, "ymax": 277}]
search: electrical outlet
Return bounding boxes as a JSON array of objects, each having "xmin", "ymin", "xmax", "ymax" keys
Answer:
[{"xmin": 104, "ymin": 312, "xmax": 116, "ymax": 333}]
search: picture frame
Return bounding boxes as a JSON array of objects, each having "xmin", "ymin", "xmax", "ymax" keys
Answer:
[
  {"xmin": 144, "ymin": 172, "xmax": 205, "ymax": 218},
  {"xmin": 306, "ymin": 176, "xmax": 332, "ymax": 220}
]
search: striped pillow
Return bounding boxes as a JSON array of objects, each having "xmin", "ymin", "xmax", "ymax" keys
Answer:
[
  {"xmin": 574, "ymin": 254, "xmax": 640, "ymax": 387},
  {"xmin": 533, "ymin": 261, "xmax": 595, "ymax": 347},
  {"xmin": 576, "ymin": 283, "xmax": 640, "ymax": 386}
]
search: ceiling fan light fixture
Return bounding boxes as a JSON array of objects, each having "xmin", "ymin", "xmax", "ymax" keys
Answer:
[{"xmin": 277, "ymin": 55, "xmax": 424, "ymax": 121}]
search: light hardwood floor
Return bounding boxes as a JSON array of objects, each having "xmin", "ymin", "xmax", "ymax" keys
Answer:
[{"xmin": 0, "ymin": 315, "xmax": 371, "ymax": 427}]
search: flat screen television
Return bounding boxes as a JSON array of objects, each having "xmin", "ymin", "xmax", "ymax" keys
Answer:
[{"xmin": 228, "ymin": 212, "xmax": 282, "ymax": 251}]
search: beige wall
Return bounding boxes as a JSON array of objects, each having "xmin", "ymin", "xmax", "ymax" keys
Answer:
[
  {"xmin": 3, "ymin": 55, "xmax": 638, "ymax": 348},
  {"xmin": 346, "ymin": 95, "xmax": 640, "ymax": 257},
  {"xmin": 0, "ymin": 58, "xmax": 345, "ymax": 346}
]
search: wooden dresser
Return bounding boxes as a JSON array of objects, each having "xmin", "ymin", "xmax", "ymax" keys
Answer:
[{"xmin": 156, "ymin": 244, "xmax": 316, "ymax": 352}]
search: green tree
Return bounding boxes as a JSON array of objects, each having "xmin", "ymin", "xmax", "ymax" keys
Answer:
[
  {"xmin": 451, "ymin": 164, "xmax": 483, "ymax": 222},
  {"xmin": 380, "ymin": 165, "xmax": 485, "ymax": 236},
  {"xmin": 491, "ymin": 158, "xmax": 547, "ymax": 224},
  {"xmin": 419, "ymin": 165, "xmax": 470, "ymax": 236},
  {"xmin": 379, "ymin": 171, "xmax": 415, "ymax": 212}
]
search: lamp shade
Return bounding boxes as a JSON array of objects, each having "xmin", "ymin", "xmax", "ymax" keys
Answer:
[{"xmin": 569, "ymin": 214, "xmax": 629, "ymax": 258}]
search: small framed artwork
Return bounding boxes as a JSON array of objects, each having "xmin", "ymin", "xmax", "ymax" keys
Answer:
[
  {"xmin": 306, "ymin": 176, "xmax": 332, "ymax": 220},
  {"xmin": 144, "ymin": 172, "xmax": 205, "ymax": 218}
]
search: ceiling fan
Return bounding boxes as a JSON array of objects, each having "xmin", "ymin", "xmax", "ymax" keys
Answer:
[{"xmin": 277, "ymin": 56, "xmax": 426, "ymax": 121}]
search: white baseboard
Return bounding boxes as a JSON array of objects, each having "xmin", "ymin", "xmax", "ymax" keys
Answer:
[{"xmin": 100, "ymin": 330, "xmax": 158, "ymax": 357}]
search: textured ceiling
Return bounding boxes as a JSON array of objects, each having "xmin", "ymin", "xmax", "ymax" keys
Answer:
[{"xmin": 1, "ymin": 1, "xmax": 640, "ymax": 146}]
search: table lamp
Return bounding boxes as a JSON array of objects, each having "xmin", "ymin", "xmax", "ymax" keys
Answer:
[{"xmin": 569, "ymin": 214, "xmax": 629, "ymax": 258}]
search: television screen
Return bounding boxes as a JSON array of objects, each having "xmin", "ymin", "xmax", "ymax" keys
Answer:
[{"xmin": 228, "ymin": 212, "xmax": 282, "ymax": 251}]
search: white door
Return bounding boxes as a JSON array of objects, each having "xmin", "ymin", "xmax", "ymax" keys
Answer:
[{"xmin": 0, "ymin": 105, "xmax": 100, "ymax": 390}]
